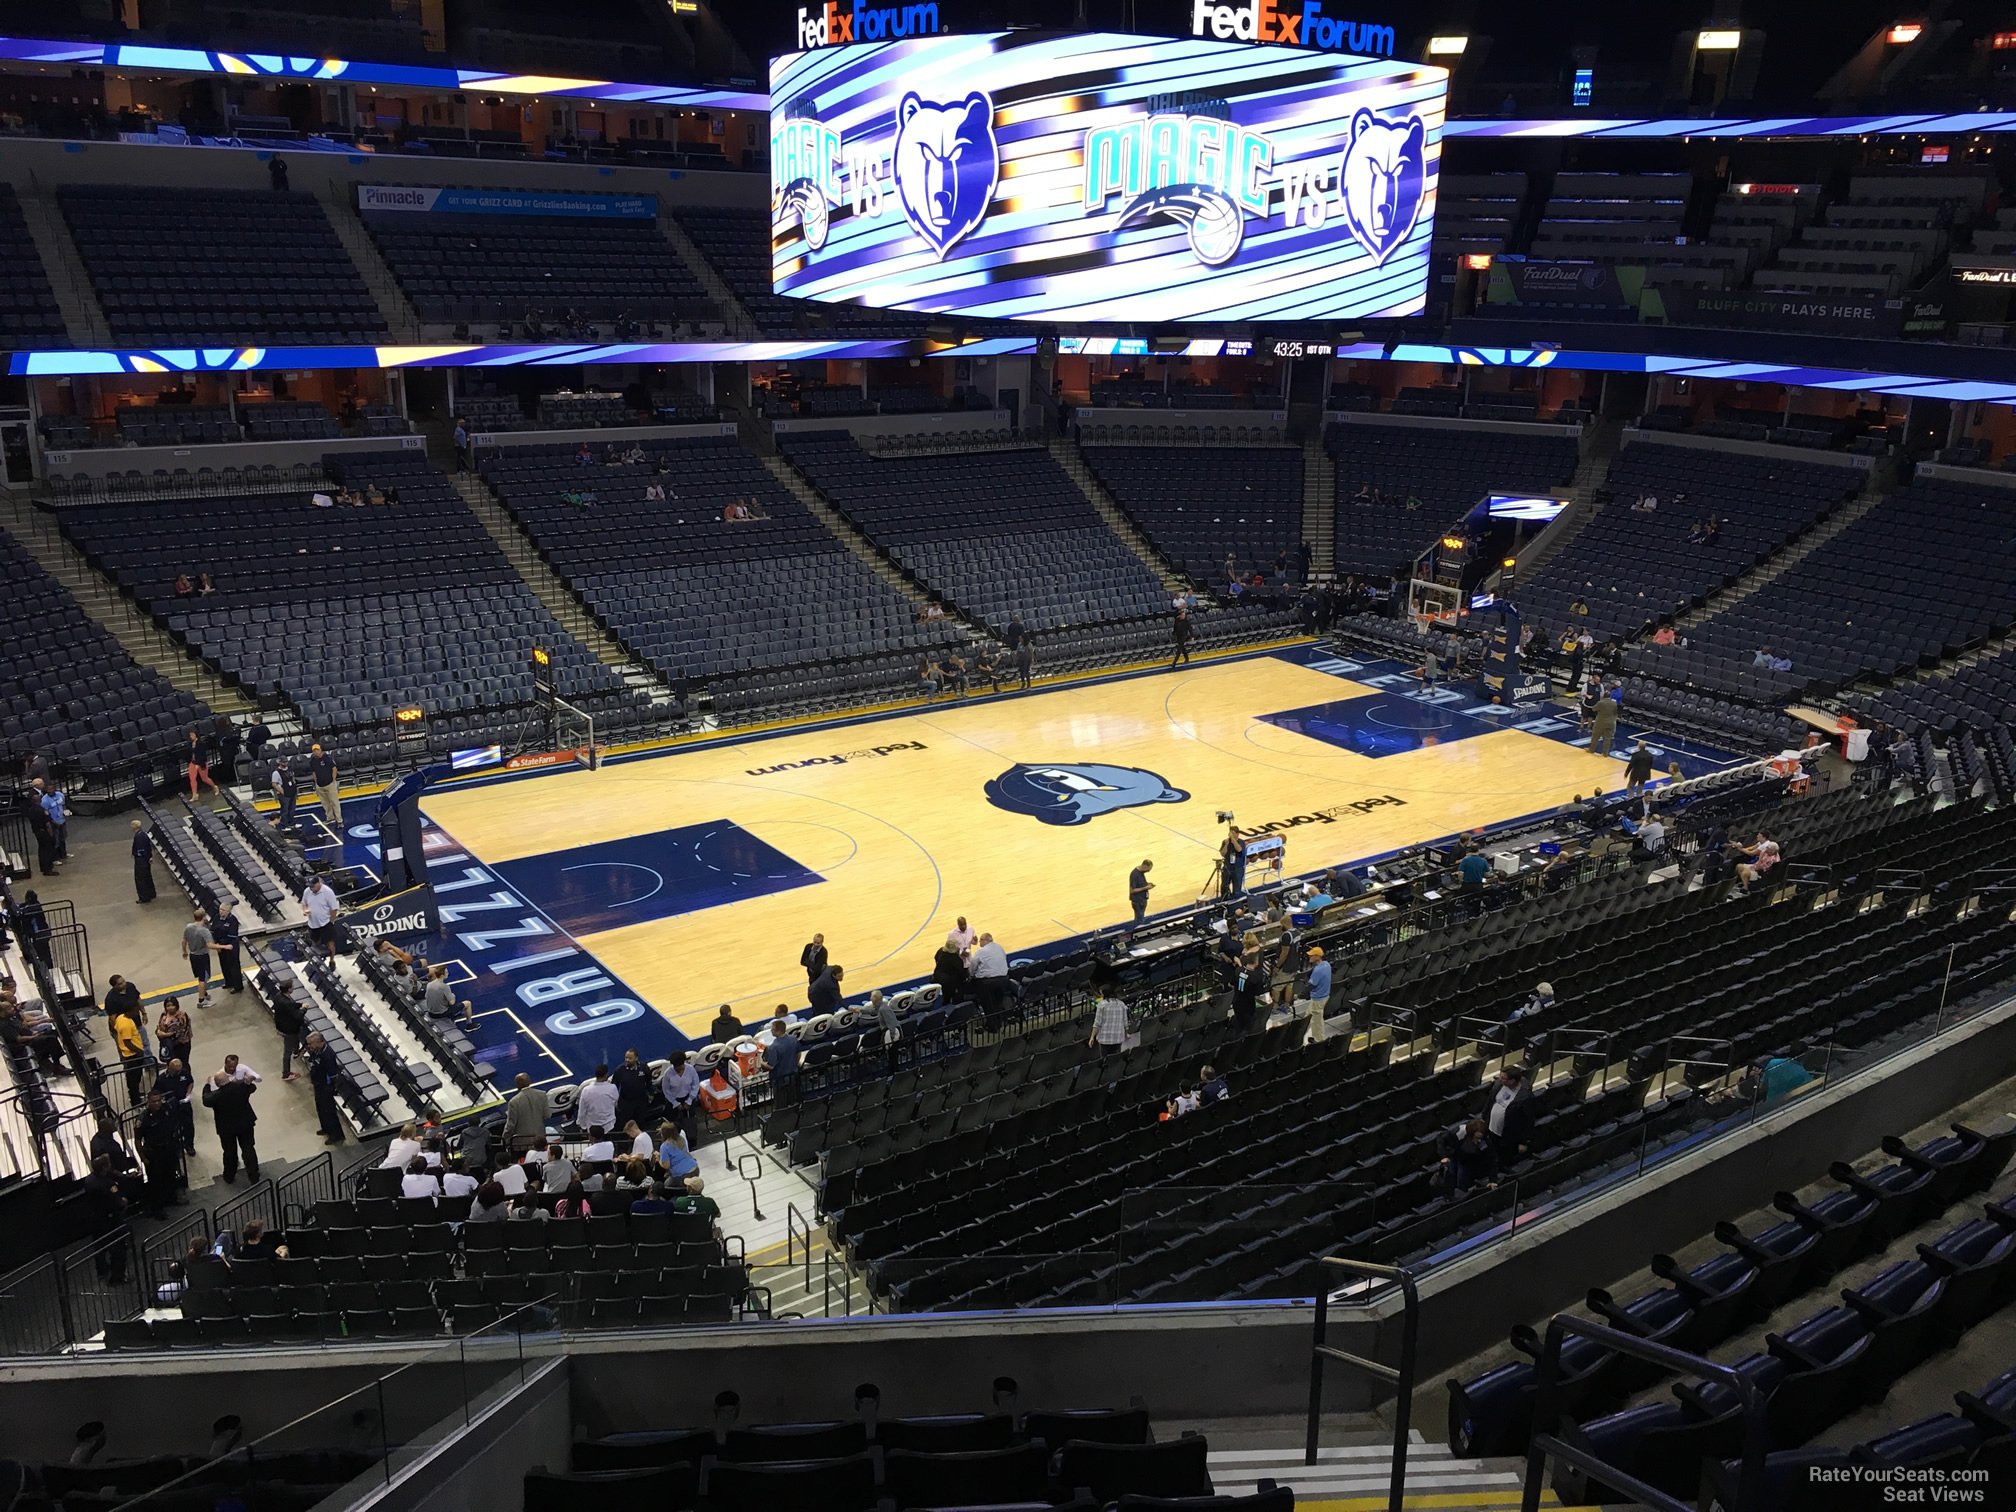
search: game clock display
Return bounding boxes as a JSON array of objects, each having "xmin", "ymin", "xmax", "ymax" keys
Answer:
[{"xmin": 770, "ymin": 30, "xmax": 1446, "ymax": 323}]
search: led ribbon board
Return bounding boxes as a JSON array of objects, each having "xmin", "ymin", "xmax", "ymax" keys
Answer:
[{"xmin": 769, "ymin": 30, "xmax": 1446, "ymax": 323}]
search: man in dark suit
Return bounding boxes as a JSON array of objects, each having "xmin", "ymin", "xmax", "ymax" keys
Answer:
[
  {"xmin": 800, "ymin": 933, "xmax": 828, "ymax": 985},
  {"xmin": 1170, "ymin": 605, "xmax": 1194, "ymax": 666},
  {"xmin": 305, "ymin": 1033, "xmax": 346, "ymax": 1145},
  {"xmin": 131, "ymin": 820, "xmax": 156, "ymax": 903},
  {"xmin": 202, "ymin": 1069, "xmax": 259, "ymax": 1181}
]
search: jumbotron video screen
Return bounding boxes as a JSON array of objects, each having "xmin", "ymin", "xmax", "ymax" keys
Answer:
[{"xmin": 770, "ymin": 29, "xmax": 1447, "ymax": 323}]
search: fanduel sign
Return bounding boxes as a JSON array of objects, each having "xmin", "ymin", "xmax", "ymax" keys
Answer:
[
  {"xmin": 796, "ymin": 0, "xmax": 939, "ymax": 47},
  {"xmin": 1189, "ymin": 0, "xmax": 1395, "ymax": 56}
]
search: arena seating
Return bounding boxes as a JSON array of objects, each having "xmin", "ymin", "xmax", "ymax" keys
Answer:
[
  {"xmin": 1080, "ymin": 444, "xmax": 1305, "ymax": 585},
  {"xmin": 1849, "ymin": 643, "xmax": 2016, "ymax": 739},
  {"xmin": 0, "ymin": 530, "xmax": 215, "ymax": 782},
  {"xmin": 478, "ymin": 437, "xmax": 952, "ymax": 697},
  {"xmin": 1433, "ymin": 172, "xmax": 1528, "ymax": 268},
  {"xmin": 57, "ymin": 186, "xmax": 388, "ymax": 347},
  {"xmin": 1751, "ymin": 173, "xmax": 1986, "ymax": 300},
  {"xmin": 1529, "ymin": 171, "xmax": 1749, "ymax": 292},
  {"xmin": 0, "ymin": 185, "xmax": 66, "ymax": 345},
  {"xmin": 534, "ymin": 392, "xmax": 646, "ymax": 430},
  {"xmin": 1523, "ymin": 440, "xmax": 1856, "ymax": 646},
  {"xmin": 526, "ymin": 1398, "xmax": 1229, "ymax": 1511},
  {"xmin": 1448, "ymin": 1120, "xmax": 2015, "ymax": 1501},
  {"xmin": 676, "ymin": 206, "xmax": 934, "ymax": 338},
  {"xmin": 1328, "ymin": 421, "xmax": 1579, "ymax": 576},
  {"xmin": 778, "ymin": 434, "xmax": 1170, "ymax": 634},
  {"xmin": 1629, "ymin": 474, "xmax": 2016, "ymax": 699},
  {"xmin": 240, "ymin": 401, "xmax": 343, "ymax": 442},
  {"xmin": 364, "ymin": 201, "xmax": 711, "ymax": 327},
  {"xmin": 55, "ymin": 453, "xmax": 643, "ymax": 766}
]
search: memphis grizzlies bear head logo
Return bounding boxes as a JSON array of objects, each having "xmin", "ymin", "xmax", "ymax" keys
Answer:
[
  {"xmin": 984, "ymin": 763, "xmax": 1190, "ymax": 827},
  {"xmin": 1338, "ymin": 108, "xmax": 1426, "ymax": 265},
  {"xmin": 892, "ymin": 91, "xmax": 998, "ymax": 258}
]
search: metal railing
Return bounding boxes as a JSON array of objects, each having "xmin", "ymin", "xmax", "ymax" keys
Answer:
[
  {"xmin": 1520, "ymin": 1315, "xmax": 1766, "ymax": 1512},
  {"xmin": 1307, "ymin": 1256, "xmax": 1419, "ymax": 1512},
  {"xmin": 276, "ymin": 1149, "xmax": 338, "ymax": 1226},
  {"xmin": 213, "ymin": 1175, "xmax": 280, "ymax": 1240},
  {"xmin": 139, "ymin": 1204, "xmax": 214, "ymax": 1298}
]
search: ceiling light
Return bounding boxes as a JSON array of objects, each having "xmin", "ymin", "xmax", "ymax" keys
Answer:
[
  {"xmin": 1886, "ymin": 23, "xmax": 1922, "ymax": 44},
  {"xmin": 1696, "ymin": 29, "xmax": 1742, "ymax": 51},
  {"xmin": 1426, "ymin": 35, "xmax": 1468, "ymax": 57}
]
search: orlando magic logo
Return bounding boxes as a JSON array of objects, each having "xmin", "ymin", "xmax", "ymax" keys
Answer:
[
  {"xmin": 1338, "ymin": 107, "xmax": 1426, "ymax": 266},
  {"xmin": 892, "ymin": 90, "xmax": 997, "ymax": 258},
  {"xmin": 1116, "ymin": 185, "xmax": 1245, "ymax": 267},
  {"xmin": 984, "ymin": 763, "xmax": 1190, "ymax": 827}
]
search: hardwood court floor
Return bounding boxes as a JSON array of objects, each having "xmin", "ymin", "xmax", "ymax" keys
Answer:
[{"xmin": 421, "ymin": 654, "xmax": 1627, "ymax": 1035}]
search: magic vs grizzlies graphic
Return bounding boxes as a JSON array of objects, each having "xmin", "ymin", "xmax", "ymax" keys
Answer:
[{"xmin": 769, "ymin": 30, "xmax": 1445, "ymax": 323}]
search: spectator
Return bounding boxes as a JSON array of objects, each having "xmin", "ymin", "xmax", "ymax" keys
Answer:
[
  {"xmin": 1436, "ymin": 1117, "xmax": 1495, "ymax": 1193},
  {"xmin": 181, "ymin": 907, "xmax": 215, "ymax": 1008},
  {"xmin": 946, "ymin": 916, "xmax": 977, "ymax": 957},
  {"xmin": 130, "ymin": 819, "xmax": 156, "ymax": 904},
  {"xmin": 467, "ymin": 1181, "xmax": 512, "ymax": 1223},
  {"xmin": 968, "ymin": 932, "xmax": 1010, "ymax": 1024},
  {"xmin": 39, "ymin": 782, "xmax": 67, "ymax": 861},
  {"xmin": 709, "ymin": 1003, "xmax": 743, "ymax": 1043},
  {"xmin": 111, "ymin": 1004, "xmax": 147, "ymax": 1102},
  {"xmin": 441, "ymin": 1165, "xmax": 479, "ymax": 1200},
  {"xmin": 1088, "ymin": 988, "xmax": 1129, "ymax": 1056},
  {"xmin": 1457, "ymin": 842, "xmax": 1491, "ymax": 892},
  {"xmin": 269, "ymin": 978, "xmax": 307, "ymax": 1080},
  {"xmin": 611, "ymin": 1048, "xmax": 653, "ymax": 1130},
  {"xmin": 494, "ymin": 1150, "xmax": 533, "ymax": 1194},
  {"xmin": 576, "ymin": 1064, "xmax": 620, "ymax": 1133},
  {"xmin": 201, "ymin": 1068, "xmax": 259, "ymax": 1182},
  {"xmin": 1625, "ymin": 740, "xmax": 1655, "ymax": 797},
  {"xmin": 1734, "ymin": 831, "xmax": 1780, "ymax": 892},
  {"xmin": 156, "ymin": 1260, "xmax": 189, "ymax": 1307},
  {"xmin": 501, "ymin": 1072, "xmax": 548, "ymax": 1152},
  {"xmin": 452, "ymin": 417, "xmax": 469, "ymax": 471},
  {"xmin": 1014, "ymin": 634, "xmax": 1034, "ymax": 690},
  {"xmin": 764, "ymin": 1018, "xmax": 802, "ymax": 1101},
  {"xmin": 154, "ymin": 994, "xmax": 192, "ymax": 1072},
  {"xmin": 620, "ymin": 1118, "xmax": 651, "ymax": 1160},
  {"xmin": 672, "ymin": 1175, "xmax": 719, "ymax": 1220},
  {"xmin": 1170, "ymin": 605, "xmax": 1194, "ymax": 666},
  {"xmin": 267, "ymin": 155, "xmax": 289, "ymax": 191},
  {"xmin": 308, "ymin": 742, "xmax": 341, "ymax": 826},
  {"xmin": 1750, "ymin": 1049, "xmax": 1814, "ymax": 1105},
  {"xmin": 1589, "ymin": 689, "xmax": 1620, "ymax": 754},
  {"xmin": 1198, "ymin": 1064, "xmax": 1228, "ymax": 1103},
  {"xmin": 382, "ymin": 1123, "xmax": 423, "ymax": 1169},
  {"xmin": 1508, "ymin": 981, "xmax": 1555, "ymax": 1024},
  {"xmin": 540, "ymin": 1144, "xmax": 576, "ymax": 1194},
  {"xmin": 1483, "ymin": 1067, "xmax": 1533, "ymax": 1165},
  {"xmin": 305, "ymin": 1032, "xmax": 346, "ymax": 1144},
  {"xmin": 575, "ymin": 441, "xmax": 595, "ymax": 465},
  {"xmin": 198, "ymin": 572, "xmax": 216, "ymax": 595},
  {"xmin": 1301, "ymin": 946, "xmax": 1333, "ymax": 1035},
  {"xmin": 301, "ymin": 876, "xmax": 340, "ymax": 963},
  {"xmin": 659, "ymin": 1051, "xmax": 699, "ymax": 1147},
  {"xmin": 400, "ymin": 1157, "xmax": 440, "ymax": 1200},
  {"xmin": 0, "ymin": 996, "xmax": 64, "ymax": 1071},
  {"xmin": 658, "ymin": 1122, "xmax": 700, "ymax": 1180},
  {"xmin": 1632, "ymin": 810, "xmax": 1668, "ymax": 863},
  {"xmin": 185, "ymin": 725, "xmax": 218, "ymax": 800},
  {"xmin": 915, "ymin": 656, "xmax": 940, "ymax": 697},
  {"xmin": 175, "ymin": 572, "xmax": 195, "ymax": 598}
]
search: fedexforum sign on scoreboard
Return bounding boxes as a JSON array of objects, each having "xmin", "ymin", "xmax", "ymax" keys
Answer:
[{"xmin": 769, "ymin": 30, "xmax": 1445, "ymax": 323}]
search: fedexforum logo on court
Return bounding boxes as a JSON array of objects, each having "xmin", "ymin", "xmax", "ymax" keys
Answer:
[
  {"xmin": 1240, "ymin": 794, "xmax": 1408, "ymax": 837},
  {"xmin": 745, "ymin": 739, "xmax": 927, "ymax": 777}
]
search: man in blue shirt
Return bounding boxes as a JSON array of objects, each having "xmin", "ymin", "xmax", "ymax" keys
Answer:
[
  {"xmin": 1302, "ymin": 947, "xmax": 1333, "ymax": 1041},
  {"xmin": 764, "ymin": 1018, "xmax": 802, "ymax": 1103}
]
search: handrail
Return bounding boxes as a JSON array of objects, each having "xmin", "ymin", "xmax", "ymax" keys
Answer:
[
  {"xmin": 1306, "ymin": 1255, "xmax": 1418, "ymax": 1512},
  {"xmin": 785, "ymin": 1200, "xmax": 812, "ymax": 1292},
  {"xmin": 1520, "ymin": 1314, "xmax": 1767, "ymax": 1512}
]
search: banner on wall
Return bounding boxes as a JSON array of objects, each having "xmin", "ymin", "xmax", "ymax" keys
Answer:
[
  {"xmin": 1487, "ymin": 259, "xmax": 1642, "ymax": 310},
  {"xmin": 1651, "ymin": 286, "xmax": 1903, "ymax": 337},
  {"xmin": 355, "ymin": 185, "xmax": 657, "ymax": 219}
]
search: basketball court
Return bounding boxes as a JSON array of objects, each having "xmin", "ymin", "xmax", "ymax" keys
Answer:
[{"xmin": 402, "ymin": 646, "xmax": 1697, "ymax": 1069}]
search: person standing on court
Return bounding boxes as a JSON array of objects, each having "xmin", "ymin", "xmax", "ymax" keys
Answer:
[
  {"xmin": 799, "ymin": 932, "xmax": 828, "ymax": 986},
  {"xmin": 1589, "ymin": 689, "xmax": 1620, "ymax": 756},
  {"xmin": 210, "ymin": 898, "xmax": 244, "ymax": 995},
  {"xmin": 1128, "ymin": 859, "xmax": 1155, "ymax": 924},
  {"xmin": 271, "ymin": 754, "xmax": 300, "ymax": 831},
  {"xmin": 1624, "ymin": 740, "xmax": 1655, "ymax": 797},
  {"xmin": 1170, "ymin": 604, "xmax": 1194, "ymax": 666},
  {"xmin": 308, "ymin": 743, "xmax": 341, "ymax": 827},
  {"xmin": 1014, "ymin": 633, "xmax": 1034, "ymax": 690},
  {"xmin": 131, "ymin": 819, "xmax": 156, "ymax": 903},
  {"xmin": 181, "ymin": 906, "xmax": 215, "ymax": 1008}
]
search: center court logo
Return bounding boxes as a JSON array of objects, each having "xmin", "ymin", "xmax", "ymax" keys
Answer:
[
  {"xmin": 745, "ymin": 740, "xmax": 927, "ymax": 778},
  {"xmin": 984, "ymin": 762, "xmax": 1190, "ymax": 826}
]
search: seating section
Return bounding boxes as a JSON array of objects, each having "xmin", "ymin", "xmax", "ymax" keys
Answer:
[
  {"xmin": 58, "ymin": 186, "xmax": 387, "ymax": 346},
  {"xmin": 677, "ymin": 205, "xmax": 934, "ymax": 339},
  {"xmin": 0, "ymin": 185, "xmax": 65, "ymax": 344},
  {"xmin": 479, "ymin": 437, "xmax": 951, "ymax": 695},
  {"xmin": 241, "ymin": 401, "xmax": 343, "ymax": 442},
  {"xmin": 1082, "ymin": 445, "xmax": 1305, "ymax": 584},
  {"xmin": 0, "ymin": 529, "xmax": 214, "ymax": 780},
  {"xmin": 1433, "ymin": 171, "xmax": 1528, "ymax": 267},
  {"xmin": 57, "ymin": 453, "xmax": 642, "ymax": 761},
  {"xmin": 1530, "ymin": 171, "xmax": 1748, "ymax": 293},
  {"xmin": 365, "ymin": 202, "xmax": 711, "ymax": 327},
  {"xmin": 524, "ymin": 1399, "xmax": 1226, "ymax": 1512},
  {"xmin": 1850, "ymin": 641, "xmax": 2016, "ymax": 740},
  {"xmin": 1630, "ymin": 475, "xmax": 2016, "ymax": 699},
  {"xmin": 1750, "ymin": 173, "xmax": 1986, "ymax": 299},
  {"xmin": 1525, "ymin": 439, "xmax": 1854, "ymax": 646},
  {"xmin": 1327, "ymin": 421, "xmax": 1579, "ymax": 575},
  {"xmin": 779, "ymin": 434, "xmax": 1170, "ymax": 633},
  {"xmin": 1447, "ymin": 1121, "xmax": 2016, "ymax": 1507}
]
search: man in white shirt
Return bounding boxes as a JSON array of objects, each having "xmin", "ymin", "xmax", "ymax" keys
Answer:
[
  {"xmin": 441, "ymin": 1168, "xmax": 479, "ymax": 1199},
  {"xmin": 623, "ymin": 1120, "xmax": 653, "ymax": 1159},
  {"xmin": 967, "ymin": 931, "xmax": 1010, "ymax": 1026},
  {"xmin": 399, "ymin": 1160, "xmax": 440, "ymax": 1200},
  {"xmin": 220, "ymin": 1053, "xmax": 262, "ymax": 1085},
  {"xmin": 301, "ymin": 877, "xmax": 341, "ymax": 962},
  {"xmin": 493, "ymin": 1156, "xmax": 529, "ymax": 1196},
  {"xmin": 575, "ymin": 1065, "xmax": 620, "ymax": 1133},
  {"xmin": 582, "ymin": 1132, "xmax": 617, "ymax": 1164}
]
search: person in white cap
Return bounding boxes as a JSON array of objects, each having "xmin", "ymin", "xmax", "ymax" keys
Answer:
[{"xmin": 1509, "ymin": 981, "xmax": 1556, "ymax": 1023}]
